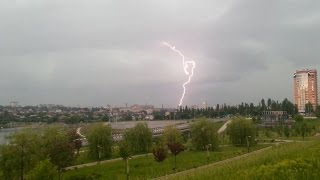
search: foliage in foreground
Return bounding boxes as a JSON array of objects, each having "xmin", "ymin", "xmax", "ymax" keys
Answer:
[
  {"xmin": 191, "ymin": 119, "xmax": 219, "ymax": 151},
  {"xmin": 87, "ymin": 124, "xmax": 113, "ymax": 160},
  {"xmin": 0, "ymin": 127, "xmax": 76, "ymax": 180},
  {"xmin": 124, "ymin": 122, "xmax": 152, "ymax": 153},
  {"xmin": 27, "ymin": 159, "xmax": 57, "ymax": 180},
  {"xmin": 227, "ymin": 117, "xmax": 257, "ymax": 147}
]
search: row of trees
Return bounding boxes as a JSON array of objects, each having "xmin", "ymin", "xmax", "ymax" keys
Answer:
[
  {"xmin": 154, "ymin": 98, "xmax": 303, "ymax": 120},
  {"xmin": 86, "ymin": 120, "xmax": 224, "ymax": 172},
  {"xmin": 0, "ymin": 127, "xmax": 82, "ymax": 180}
]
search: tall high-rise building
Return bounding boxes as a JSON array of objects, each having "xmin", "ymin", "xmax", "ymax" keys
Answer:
[{"xmin": 293, "ymin": 69, "xmax": 318, "ymax": 113}]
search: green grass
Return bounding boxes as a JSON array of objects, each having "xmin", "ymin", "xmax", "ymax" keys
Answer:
[
  {"xmin": 295, "ymin": 118, "xmax": 320, "ymax": 127},
  {"xmin": 172, "ymin": 139, "xmax": 320, "ymax": 180},
  {"xmin": 74, "ymin": 147, "xmax": 121, "ymax": 165},
  {"xmin": 62, "ymin": 144, "xmax": 269, "ymax": 180}
]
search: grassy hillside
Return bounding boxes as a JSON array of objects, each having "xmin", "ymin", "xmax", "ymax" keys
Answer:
[
  {"xmin": 172, "ymin": 138, "xmax": 320, "ymax": 180},
  {"xmin": 62, "ymin": 145, "xmax": 268, "ymax": 180}
]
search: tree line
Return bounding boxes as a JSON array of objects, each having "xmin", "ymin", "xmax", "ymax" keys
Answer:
[{"xmin": 154, "ymin": 98, "xmax": 315, "ymax": 120}]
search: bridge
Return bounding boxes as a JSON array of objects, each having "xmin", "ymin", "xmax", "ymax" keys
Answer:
[
  {"xmin": 78, "ymin": 119, "xmax": 230, "ymax": 143},
  {"xmin": 112, "ymin": 122, "xmax": 191, "ymax": 141}
]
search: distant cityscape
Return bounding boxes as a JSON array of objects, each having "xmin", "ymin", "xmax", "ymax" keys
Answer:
[{"xmin": 0, "ymin": 69, "xmax": 318, "ymax": 127}]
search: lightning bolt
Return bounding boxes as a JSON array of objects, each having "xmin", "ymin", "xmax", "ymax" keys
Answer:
[{"xmin": 163, "ymin": 42, "xmax": 196, "ymax": 107}]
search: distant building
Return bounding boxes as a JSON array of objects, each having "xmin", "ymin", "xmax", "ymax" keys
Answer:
[
  {"xmin": 261, "ymin": 111, "xmax": 295, "ymax": 127},
  {"xmin": 10, "ymin": 101, "xmax": 18, "ymax": 108},
  {"xmin": 202, "ymin": 101, "xmax": 208, "ymax": 109},
  {"xmin": 293, "ymin": 69, "xmax": 318, "ymax": 113}
]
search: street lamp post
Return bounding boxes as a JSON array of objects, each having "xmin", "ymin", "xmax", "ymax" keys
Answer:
[
  {"xmin": 98, "ymin": 145, "xmax": 102, "ymax": 164},
  {"xmin": 246, "ymin": 136, "xmax": 251, "ymax": 153},
  {"xmin": 206, "ymin": 144, "xmax": 212, "ymax": 165}
]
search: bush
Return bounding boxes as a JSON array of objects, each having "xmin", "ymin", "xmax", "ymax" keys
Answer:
[{"xmin": 293, "ymin": 114, "xmax": 304, "ymax": 122}]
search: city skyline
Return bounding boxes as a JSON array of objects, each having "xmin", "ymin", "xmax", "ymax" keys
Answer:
[{"xmin": 1, "ymin": 0, "xmax": 320, "ymax": 107}]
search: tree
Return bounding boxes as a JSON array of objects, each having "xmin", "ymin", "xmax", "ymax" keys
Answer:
[
  {"xmin": 87, "ymin": 124, "xmax": 113, "ymax": 160},
  {"xmin": 153, "ymin": 145, "xmax": 167, "ymax": 163},
  {"xmin": 267, "ymin": 98, "xmax": 272, "ymax": 110},
  {"xmin": 301, "ymin": 123, "xmax": 307, "ymax": 139},
  {"xmin": 124, "ymin": 123, "xmax": 152, "ymax": 153},
  {"xmin": 227, "ymin": 117, "xmax": 257, "ymax": 147},
  {"xmin": 305, "ymin": 102, "xmax": 314, "ymax": 116},
  {"xmin": 167, "ymin": 143, "xmax": 184, "ymax": 170},
  {"xmin": 316, "ymin": 106, "xmax": 320, "ymax": 118},
  {"xmin": 261, "ymin": 99, "xmax": 266, "ymax": 111},
  {"xmin": 66, "ymin": 115, "xmax": 81, "ymax": 124},
  {"xmin": 0, "ymin": 130, "xmax": 42, "ymax": 180},
  {"xmin": 162, "ymin": 126, "xmax": 184, "ymax": 169},
  {"xmin": 284, "ymin": 126, "xmax": 290, "ymax": 138},
  {"xmin": 27, "ymin": 159, "xmax": 57, "ymax": 180},
  {"xmin": 191, "ymin": 119, "xmax": 219, "ymax": 151},
  {"xmin": 119, "ymin": 140, "xmax": 131, "ymax": 180},
  {"xmin": 119, "ymin": 140, "xmax": 131, "ymax": 160},
  {"xmin": 42, "ymin": 128, "xmax": 75, "ymax": 179}
]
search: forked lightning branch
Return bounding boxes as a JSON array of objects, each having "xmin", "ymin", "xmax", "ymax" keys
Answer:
[{"xmin": 163, "ymin": 42, "xmax": 196, "ymax": 107}]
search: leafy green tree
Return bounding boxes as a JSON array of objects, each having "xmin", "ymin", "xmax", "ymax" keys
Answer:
[
  {"xmin": 267, "ymin": 98, "xmax": 272, "ymax": 110},
  {"xmin": 261, "ymin": 99, "xmax": 266, "ymax": 111},
  {"xmin": 284, "ymin": 126, "xmax": 290, "ymax": 138},
  {"xmin": 27, "ymin": 159, "xmax": 57, "ymax": 180},
  {"xmin": 66, "ymin": 115, "xmax": 81, "ymax": 124},
  {"xmin": 191, "ymin": 119, "xmax": 219, "ymax": 151},
  {"xmin": 119, "ymin": 140, "xmax": 131, "ymax": 160},
  {"xmin": 124, "ymin": 123, "xmax": 152, "ymax": 153},
  {"xmin": 162, "ymin": 126, "xmax": 184, "ymax": 169},
  {"xmin": 0, "ymin": 130, "xmax": 42, "ymax": 180},
  {"xmin": 87, "ymin": 124, "xmax": 113, "ymax": 160},
  {"xmin": 42, "ymin": 128, "xmax": 75, "ymax": 179},
  {"xmin": 227, "ymin": 117, "xmax": 257, "ymax": 147},
  {"xmin": 162, "ymin": 126, "xmax": 183, "ymax": 146},
  {"xmin": 119, "ymin": 140, "xmax": 131, "ymax": 180}
]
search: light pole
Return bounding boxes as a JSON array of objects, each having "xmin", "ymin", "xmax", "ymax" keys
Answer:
[
  {"xmin": 246, "ymin": 136, "xmax": 251, "ymax": 153},
  {"xmin": 206, "ymin": 144, "xmax": 212, "ymax": 165},
  {"xmin": 98, "ymin": 145, "xmax": 102, "ymax": 164}
]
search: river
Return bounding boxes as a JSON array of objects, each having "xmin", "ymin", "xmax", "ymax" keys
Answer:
[{"xmin": 0, "ymin": 128, "xmax": 23, "ymax": 145}]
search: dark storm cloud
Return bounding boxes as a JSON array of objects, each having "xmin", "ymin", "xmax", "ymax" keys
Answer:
[{"xmin": 0, "ymin": 0, "xmax": 319, "ymax": 106}]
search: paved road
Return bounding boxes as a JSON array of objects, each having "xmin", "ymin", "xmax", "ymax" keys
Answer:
[
  {"xmin": 76, "ymin": 127, "xmax": 85, "ymax": 138},
  {"xmin": 217, "ymin": 120, "xmax": 232, "ymax": 134}
]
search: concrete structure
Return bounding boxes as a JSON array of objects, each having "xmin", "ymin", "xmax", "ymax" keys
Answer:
[
  {"xmin": 261, "ymin": 111, "xmax": 294, "ymax": 127},
  {"xmin": 293, "ymin": 69, "xmax": 318, "ymax": 113}
]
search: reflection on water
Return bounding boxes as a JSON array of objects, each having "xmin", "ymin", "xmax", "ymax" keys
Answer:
[{"xmin": 0, "ymin": 128, "xmax": 23, "ymax": 145}]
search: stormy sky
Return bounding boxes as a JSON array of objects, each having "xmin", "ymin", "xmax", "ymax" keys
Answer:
[{"xmin": 0, "ymin": 0, "xmax": 319, "ymax": 107}]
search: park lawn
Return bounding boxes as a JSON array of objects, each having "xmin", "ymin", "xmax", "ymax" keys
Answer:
[
  {"xmin": 62, "ymin": 144, "xmax": 269, "ymax": 180},
  {"xmin": 74, "ymin": 149, "xmax": 121, "ymax": 165},
  {"xmin": 172, "ymin": 139, "xmax": 320, "ymax": 180}
]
